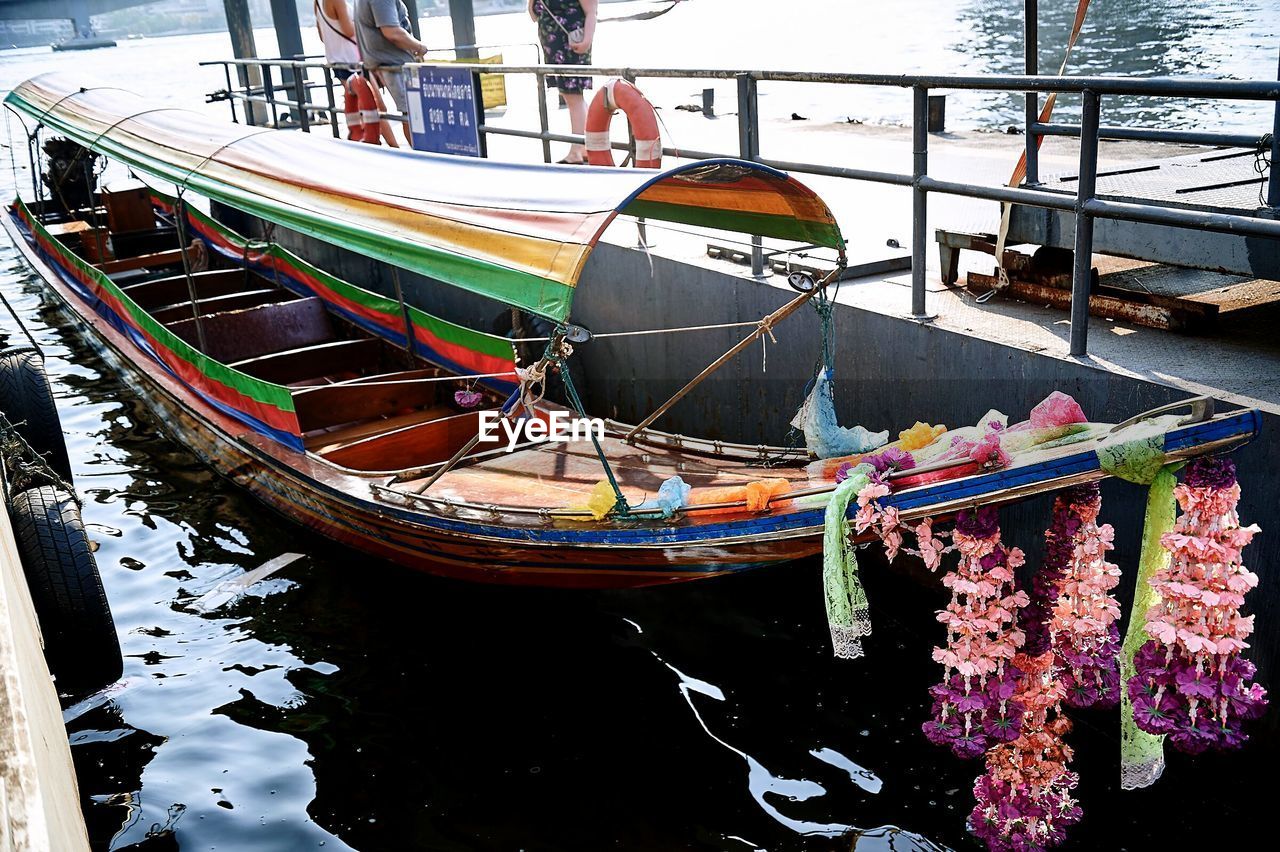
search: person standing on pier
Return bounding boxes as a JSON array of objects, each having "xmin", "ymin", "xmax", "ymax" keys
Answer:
[
  {"xmin": 316, "ymin": 0, "xmax": 399, "ymax": 146},
  {"xmin": 529, "ymin": 1, "xmax": 598, "ymax": 164},
  {"xmin": 355, "ymin": 0, "xmax": 429, "ymax": 146}
]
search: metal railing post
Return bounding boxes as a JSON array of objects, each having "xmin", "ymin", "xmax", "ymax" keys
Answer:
[
  {"xmin": 1269, "ymin": 45, "xmax": 1279, "ymax": 208},
  {"xmin": 323, "ymin": 66, "xmax": 340, "ymax": 138},
  {"xmin": 1024, "ymin": 0, "xmax": 1040, "ymax": 184},
  {"xmin": 222, "ymin": 64, "xmax": 238, "ymax": 124},
  {"xmin": 292, "ymin": 62, "xmax": 311, "ymax": 133},
  {"xmin": 262, "ymin": 64, "xmax": 279, "ymax": 128},
  {"xmin": 737, "ymin": 73, "xmax": 764, "ymax": 277},
  {"xmin": 1069, "ymin": 89, "xmax": 1101, "ymax": 356},
  {"xmin": 536, "ymin": 71, "xmax": 552, "ymax": 163},
  {"xmin": 911, "ymin": 86, "xmax": 930, "ymax": 319}
]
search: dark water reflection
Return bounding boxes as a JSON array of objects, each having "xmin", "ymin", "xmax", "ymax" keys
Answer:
[{"xmin": 957, "ymin": 0, "xmax": 1279, "ymax": 131}]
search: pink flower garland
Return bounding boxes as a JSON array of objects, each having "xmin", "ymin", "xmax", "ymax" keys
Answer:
[
  {"xmin": 970, "ymin": 651, "xmax": 1082, "ymax": 851},
  {"xmin": 920, "ymin": 507, "xmax": 1030, "ymax": 759},
  {"xmin": 1048, "ymin": 487, "xmax": 1123, "ymax": 709},
  {"xmin": 1128, "ymin": 457, "xmax": 1268, "ymax": 752}
]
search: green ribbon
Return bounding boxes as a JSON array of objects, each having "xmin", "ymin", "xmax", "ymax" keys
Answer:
[
  {"xmin": 823, "ymin": 464, "xmax": 874, "ymax": 659},
  {"xmin": 1097, "ymin": 419, "xmax": 1183, "ymax": 790}
]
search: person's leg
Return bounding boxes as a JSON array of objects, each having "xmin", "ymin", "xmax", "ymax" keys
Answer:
[
  {"xmin": 563, "ymin": 91, "xmax": 586, "ymax": 161},
  {"xmin": 370, "ymin": 85, "xmax": 399, "ymax": 148},
  {"xmin": 382, "ymin": 69, "xmax": 412, "ymax": 147}
]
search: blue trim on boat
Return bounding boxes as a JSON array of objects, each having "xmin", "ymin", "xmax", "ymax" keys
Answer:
[
  {"xmin": 341, "ymin": 409, "xmax": 1260, "ymax": 547},
  {"xmin": 9, "ymin": 208, "xmax": 306, "ymax": 452}
]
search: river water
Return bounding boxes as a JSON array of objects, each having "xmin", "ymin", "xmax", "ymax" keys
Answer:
[{"xmin": 1, "ymin": 2, "xmax": 1277, "ymax": 850}]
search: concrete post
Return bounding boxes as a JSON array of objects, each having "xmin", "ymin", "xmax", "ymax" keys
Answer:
[
  {"xmin": 67, "ymin": 0, "xmax": 90, "ymax": 38},
  {"xmin": 223, "ymin": 0, "xmax": 267, "ymax": 126},
  {"xmin": 1069, "ymin": 90, "xmax": 1101, "ymax": 357},
  {"xmin": 1024, "ymin": 0, "xmax": 1039, "ymax": 185},
  {"xmin": 450, "ymin": 0, "xmax": 479, "ymax": 59},
  {"xmin": 269, "ymin": 0, "xmax": 305, "ymax": 61},
  {"xmin": 268, "ymin": 0, "xmax": 305, "ymax": 117}
]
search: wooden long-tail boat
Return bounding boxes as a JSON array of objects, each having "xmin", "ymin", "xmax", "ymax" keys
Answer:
[{"xmin": 2, "ymin": 74, "xmax": 1261, "ymax": 587}]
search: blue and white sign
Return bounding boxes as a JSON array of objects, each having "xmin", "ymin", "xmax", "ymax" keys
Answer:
[{"xmin": 405, "ymin": 65, "xmax": 486, "ymax": 157}]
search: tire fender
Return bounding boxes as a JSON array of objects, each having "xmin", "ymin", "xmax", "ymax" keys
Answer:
[
  {"xmin": 0, "ymin": 346, "xmax": 73, "ymax": 484},
  {"xmin": 8, "ymin": 486, "xmax": 122, "ymax": 698}
]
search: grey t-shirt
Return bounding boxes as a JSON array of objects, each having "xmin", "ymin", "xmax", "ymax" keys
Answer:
[{"xmin": 355, "ymin": 0, "xmax": 414, "ymax": 69}]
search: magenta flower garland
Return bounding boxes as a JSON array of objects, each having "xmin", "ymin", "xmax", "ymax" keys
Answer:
[
  {"xmin": 970, "ymin": 650, "xmax": 1082, "ymax": 851},
  {"xmin": 1048, "ymin": 485, "xmax": 1123, "ymax": 709},
  {"xmin": 921, "ymin": 507, "xmax": 1030, "ymax": 759},
  {"xmin": 1128, "ymin": 457, "xmax": 1268, "ymax": 752}
]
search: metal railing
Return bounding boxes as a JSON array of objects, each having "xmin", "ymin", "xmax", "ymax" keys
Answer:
[{"xmin": 201, "ymin": 55, "xmax": 1280, "ymax": 359}]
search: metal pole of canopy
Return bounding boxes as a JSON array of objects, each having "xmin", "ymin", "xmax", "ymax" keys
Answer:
[
  {"xmin": 624, "ymin": 269, "xmax": 841, "ymax": 443},
  {"xmin": 450, "ymin": 0, "xmax": 479, "ymax": 60},
  {"xmin": 390, "ymin": 268, "xmax": 419, "ymax": 363},
  {"xmin": 172, "ymin": 195, "xmax": 209, "ymax": 355}
]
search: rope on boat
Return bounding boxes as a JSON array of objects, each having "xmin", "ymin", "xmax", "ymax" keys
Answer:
[
  {"xmin": 513, "ymin": 318, "xmax": 761, "ymax": 343},
  {"xmin": 299, "ymin": 370, "xmax": 519, "ymax": 390},
  {"xmin": 0, "ymin": 410, "xmax": 79, "ymax": 503},
  {"xmin": 549, "ymin": 333, "xmax": 634, "ymax": 519}
]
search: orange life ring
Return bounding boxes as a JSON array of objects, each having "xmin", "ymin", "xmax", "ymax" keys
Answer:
[
  {"xmin": 349, "ymin": 74, "xmax": 381, "ymax": 145},
  {"xmin": 342, "ymin": 86, "xmax": 363, "ymax": 141},
  {"xmin": 584, "ymin": 79, "xmax": 661, "ymax": 168}
]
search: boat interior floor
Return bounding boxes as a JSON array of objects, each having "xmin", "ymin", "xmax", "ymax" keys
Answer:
[{"xmin": 393, "ymin": 434, "xmax": 812, "ymax": 511}]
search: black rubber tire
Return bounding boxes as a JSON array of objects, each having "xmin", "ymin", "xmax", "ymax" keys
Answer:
[
  {"xmin": 0, "ymin": 346, "xmax": 74, "ymax": 485},
  {"xmin": 9, "ymin": 486, "xmax": 122, "ymax": 698}
]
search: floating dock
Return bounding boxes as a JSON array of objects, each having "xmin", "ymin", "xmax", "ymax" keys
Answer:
[{"xmin": 0, "ymin": 507, "xmax": 90, "ymax": 852}]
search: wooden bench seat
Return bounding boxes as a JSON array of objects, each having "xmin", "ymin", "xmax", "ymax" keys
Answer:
[
  {"xmin": 230, "ymin": 338, "xmax": 386, "ymax": 385},
  {"xmin": 168, "ymin": 297, "xmax": 333, "ymax": 363},
  {"xmin": 291, "ymin": 368, "xmax": 444, "ymax": 432},
  {"xmin": 317, "ymin": 410, "xmax": 502, "ymax": 472},
  {"xmin": 152, "ymin": 289, "xmax": 291, "ymax": 325},
  {"xmin": 122, "ymin": 269, "xmax": 261, "ymax": 309}
]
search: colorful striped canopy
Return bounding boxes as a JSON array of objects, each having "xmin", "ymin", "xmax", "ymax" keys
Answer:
[{"xmin": 6, "ymin": 73, "xmax": 846, "ymax": 322}]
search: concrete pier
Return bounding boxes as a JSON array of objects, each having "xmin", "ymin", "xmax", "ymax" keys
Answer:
[{"xmin": 0, "ymin": 506, "xmax": 90, "ymax": 852}]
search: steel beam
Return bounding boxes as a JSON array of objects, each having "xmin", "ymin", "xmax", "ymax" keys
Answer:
[
  {"xmin": 1069, "ymin": 90, "xmax": 1101, "ymax": 357},
  {"xmin": 401, "ymin": 63, "xmax": 1280, "ymax": 100},
  {"xmin": 1034, "ymin": 122, "xmax": 1268, "ymax": 148}
]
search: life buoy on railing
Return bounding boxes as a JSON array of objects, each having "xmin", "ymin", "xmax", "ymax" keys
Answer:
[
  {"xmin": 343, "ymin": 86, "xmax": 363, "ymax": 141},
  {"xmin": 584, "ymin": 79, "xmax": 661, "ymax": 168},
  {"xmin": 349, "ymin": 74, "xmax": 380, "ymax": 145}
]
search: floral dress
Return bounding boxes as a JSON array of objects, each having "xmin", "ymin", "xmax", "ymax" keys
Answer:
[{"xmin": 535, "ymin": 0, "xmax": 592, "ymax": 93}]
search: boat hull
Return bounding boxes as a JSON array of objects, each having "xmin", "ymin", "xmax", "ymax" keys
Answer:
[
  {"xmin": 5, "ymin": 206, "xmax": 1261, "ymax": 588},
  {"xmin": 4, "ymin": 208, "xmax": 826, "ymax": 587}
]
